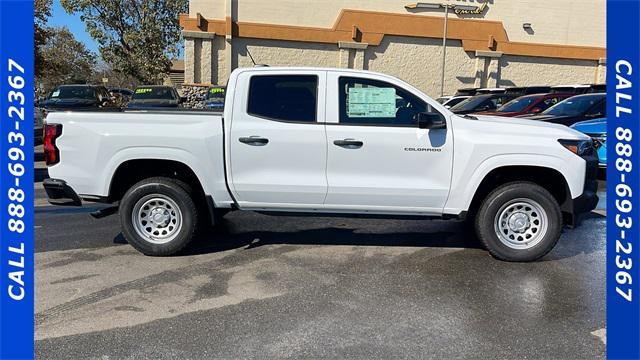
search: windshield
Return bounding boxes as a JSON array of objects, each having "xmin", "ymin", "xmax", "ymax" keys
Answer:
[
  {"xmin": 132, "ymin": 87, "xmax": 177, "ymax": 100},
  {"xmin": 206, "ymin": 87, "xmax": 225, "ymax": 101},
  {"xmin": 444, "ymin": 97, "xmax": 468, "ymax": 108},
  {"xmin": 450, "ymin": 95, "xmax": 491, "ymax": 112},
  {"xmin": 49, "ymin": 86, "xmax": 96, "ymax": 100},
  {"xmin": 498, "ymin": 95, "xmax": 537, "ymax": 112},
  {"xmin": 543, "ymin": 95, "xmax": 603, "ymax": 116}
]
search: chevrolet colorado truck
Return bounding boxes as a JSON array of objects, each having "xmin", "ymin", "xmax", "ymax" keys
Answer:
[{"xmin": 42, "ymin": 67, "xmax": 598, "ymax": 261}]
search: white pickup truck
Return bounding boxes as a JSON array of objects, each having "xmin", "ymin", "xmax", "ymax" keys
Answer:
[{"xmin": 43, "ymin": 67, "xmax": 598, "ymax": 261}]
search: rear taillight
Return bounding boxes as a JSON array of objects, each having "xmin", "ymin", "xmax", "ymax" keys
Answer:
[{"xmin": 43, "ymin": 124, "xmax": 62, "ymax": 165}]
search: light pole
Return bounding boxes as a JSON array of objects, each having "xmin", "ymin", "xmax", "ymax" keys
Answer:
[{"xmin": 405, "ymin": 2, "xmax": 478, "ymax": 97}]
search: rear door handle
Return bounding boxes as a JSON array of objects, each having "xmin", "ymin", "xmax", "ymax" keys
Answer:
[
  {"xmin": 239, "ymin": 136, "xmax": 269, "ymax": 146},
  {"xmin": 333, "ymin": 139, "xmax": 363, "ymax": 149}
]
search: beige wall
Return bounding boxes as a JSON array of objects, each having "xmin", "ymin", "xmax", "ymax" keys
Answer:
[
  {"xmin": 233, "ymin": 38, "xmax": 339, "ymax": 69},
  {"xmin": 190, "ymin": 0, "xmax": 606, "ymax": 47},
  {"xmin": 365, "ymin": 36, "xmax": 477, "ymax": 96},
  {"xmin": 498, "ymin": 55, "xmax": 599, "ymax": 87},
  {"xmin": 184, "ymin": 0, "xmax": 606, "ymax": 96}
]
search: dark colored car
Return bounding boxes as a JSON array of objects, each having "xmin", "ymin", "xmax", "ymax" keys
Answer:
[
  {"xmin": 449, "ymin": 93, "xmax": 517, "ymax": 115},
  {"xmin": 474, "ymin": 93, "xmax": 572, "ymax": 117},
  {"xmin": 40, "ymin": 84, "xmax": 119, "ymax": 111},
  {"xmin": 518, "ymin": 93, "xmax": 606, "ymax": 127},
  {"xmin": 205, "ymin": 86, "xmax": 226, "ymax": 110},
  {"xmin": 108, "ymin": 88, "xmax": 134, "ymax": 107},
  {"xmin": 455, "ymin": 87, "xmax": 479, "ymax": 96},
  {"xmin": 108, "ymin": 87, "xmax": 133, "ymax": 97},
  {"xmin": 504, "ymin": 86, "xmax": 552, "ymax": 97},
  {"xmin": 549, "ymin": 85, "xmax": 591, "ymax": 95},
  {"xmin": 127, "ymin": 86, "xmax": 184, "ymax": 109},
  {"xmin": 34, "ymin": 107, "xmax": 44, "ymax": 145}
]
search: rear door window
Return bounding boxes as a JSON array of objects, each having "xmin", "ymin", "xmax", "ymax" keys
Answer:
[{"xmin": 247, "ymin": 75, "xmax": 318, "ymax": 122}]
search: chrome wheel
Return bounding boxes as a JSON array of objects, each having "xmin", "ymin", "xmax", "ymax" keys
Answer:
[
  {"xmin": 494, "ymin": 198, "xmax": 548, "ymax": 250},
  {"xmin": 131, "ymin": 194, "xmax": 182, "ymax": 244}
]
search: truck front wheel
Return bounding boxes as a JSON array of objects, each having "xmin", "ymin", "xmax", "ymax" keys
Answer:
[
  {"xmin": 475, "ymin": 182, "xmax": 562, "ymax": 262},
  {"xmin": 120, "ymin": 177, "xmax": 198, "ymax": 256}
]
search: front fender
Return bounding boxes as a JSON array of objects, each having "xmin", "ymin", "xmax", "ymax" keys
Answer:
[{"xmin": 443, "ymin": 153, "xmax": 585, "ymax": 214}]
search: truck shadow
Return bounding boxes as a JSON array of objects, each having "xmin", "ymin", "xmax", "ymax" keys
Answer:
[
  {"xmin": 183, "ymin": 224, "xmax": 481, "ymax": 256},
  {"xmin": 109, "ymin": 212, "xmax": 605, "ymax": 260}
]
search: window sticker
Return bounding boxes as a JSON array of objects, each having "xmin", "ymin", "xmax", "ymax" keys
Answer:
[
  {"xmin": 210, "ymin": 87, "xmax": 225, "ymax": 94},
  {"xmin": 135, "ymin": 88, "xmax": 153, "ymax": 94},
  {"xmin": 347, "ymin": 87, "xmax": 396, "ymax": 118}
]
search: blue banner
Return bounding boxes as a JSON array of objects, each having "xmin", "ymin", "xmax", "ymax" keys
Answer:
[
  {"xmin": 0, "ymin": 0, "xmax": 35, "ymax": 359},
  {"xmin": 607, "ymin": 0, "xmax": 640, "ymax": 358}
]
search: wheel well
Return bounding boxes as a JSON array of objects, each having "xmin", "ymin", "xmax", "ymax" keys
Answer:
[
  {"xmin": 109, "ymin": 159, "xmax": 205, "ymax": 203},
  {"xmin": 467, "ymin": 166, "xmax": 569, "ymax": 217}
]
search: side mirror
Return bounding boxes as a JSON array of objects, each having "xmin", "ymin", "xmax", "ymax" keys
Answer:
[
  {"xmin": 180, "ymin": 96, "xmax": 187, "ymax": 103},
  {"xmin": 530, "ymin": 107, "xmax": 542, "ymax": 114},
  {"xmin": 417, "ymin": 112, "xmax": 446, "ymax": 129}
]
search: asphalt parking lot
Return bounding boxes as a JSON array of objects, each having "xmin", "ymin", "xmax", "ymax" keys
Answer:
[{"xmin": 34, "ymin": 147, "xmax": 607, "ymax": 359}]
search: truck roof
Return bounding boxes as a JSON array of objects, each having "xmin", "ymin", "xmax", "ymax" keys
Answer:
[{"xmin": 232, "ymin": 66, "xmax": 396, "ymax": 78}]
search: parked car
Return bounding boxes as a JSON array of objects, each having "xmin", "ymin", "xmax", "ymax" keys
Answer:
[
  {"xmin": 127, "ymin": 86, "xmax": 184, "ymax": 109},
  {"xmin": 520, "ymin": 93, "xmax": 606, "ymax": 127},
  {"xmin": 589, "ymin": 84, "xmax": 606, "ymax": 93},
  {"xmin": 205, "ymin": 86, "xmax": 226, "ymax": 110},
  {"xmin": 504, "ymin": 86, "xmax": 551, "ymax": 97},
  {"xmin": 42, "ymin": 67, "xmax": 597, "ymax": 262},
  {"xmin": 550, "ymin": 84, "xmax": 591, "ymax": 95},
  {"xmin": 437, "ymin": 95, "xmax": 471, "ymax": 109},
  {"xmin": 449, "ymin": 93, "xmax": 517, "ymax": 114},
  {"xmin": 34, "ymin": 107, "xmax": 44, "ymax": 145},
  {"xmin": 40, "ymin": 84, "xmax": 119, "ymax": 111},
  {"xmin": 108, "ymin": 87, "xmax": 134, "ymax": 99},
  {"xmin": 474, "ymin": 93, "xmax": 572, "ymax": 117},
  {"xmin": 107, "ymin": 88, "xmax": 134, "ymax": 107},
  {"xmin": 571, "ymin": 118, "xmax": 607, "ymax": 168},
  {"xmin": 476, "ymin": 88, "xmax": 506, "ymax": 94},
  {"xmin": 455, "ymin": 88, "xmax": 478, "ymax": 96}
]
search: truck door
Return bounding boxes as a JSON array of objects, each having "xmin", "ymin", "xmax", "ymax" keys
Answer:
[
  {"xmin": 229, "ymin": 70, "xmax": 327, "ymax": 206},
  {"xmin": 324, "ymin": 72, "xmax": 453, "ymax": 214}
]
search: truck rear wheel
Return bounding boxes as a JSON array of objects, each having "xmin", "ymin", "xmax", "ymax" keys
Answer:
[
  {"xmin": 475, "ymin": 182, "xmax": 562, "ymax": 262},
  {"xmin": 120, "ymin": 177, "xmax": 198, "ymax": 256}
]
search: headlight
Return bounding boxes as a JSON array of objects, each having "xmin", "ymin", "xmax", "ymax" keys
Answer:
[{"xmin": 558, "ymin": 139, "xmax": 594, "ymax": 156}]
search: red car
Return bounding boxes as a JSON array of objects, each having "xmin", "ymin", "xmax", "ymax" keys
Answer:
[{"xmin": 474, "ymin": 93, "xmax": 573, "ymax": 117}]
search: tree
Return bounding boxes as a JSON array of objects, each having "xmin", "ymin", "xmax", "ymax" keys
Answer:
[
  {"xmin": 35, "ymin": 0, "xmax": 53, "ymax": 78},
  {"xmin": 39, "ymin": 27, "xmax": 97, "ymax": 91},
  {"xmin": 90, "ymin": 60, "xmax": 140, "ymax": 90},
  {"xmin": 60, "ymin": 0, "xmax": 188, "ymax": 83}
]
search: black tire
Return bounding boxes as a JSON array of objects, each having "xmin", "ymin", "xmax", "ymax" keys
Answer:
[
  {"xmin": 120, "ymin": 177, "xmax": 198, "ymax": 256},
  {"xmin": 474, "ymin": 181, "xmax": 562, "ymax": 262}
]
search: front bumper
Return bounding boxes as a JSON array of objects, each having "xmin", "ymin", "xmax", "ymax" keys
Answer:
[
  {"xmin": 43, "ymin": 178, "xmax": 82, "ymax": 206},
  {"xmin": 562, "ymin": 151, "xmax": 599, "ymax": 226}
]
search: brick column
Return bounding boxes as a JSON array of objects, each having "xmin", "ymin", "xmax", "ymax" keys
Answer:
[
  {"xmin": 200, "ymin": 39, "xmax": 213, "ymax": 84},
  {"xmin": 596, "ymin": 58, "xmax": 607, "ymax": 84},
  {"xmin": 184, "ymin": 38, "xmax": 196, "ymax": 84},
  {"xmin": 182, "ymin": 30, "xmax": 218, "ymax": 84},
  {"xmin": 474, "ymin": 50, "xmax": 503, "ymax": 88},
  {"xmin": 338, "ymin": 42, "xmax": 368, "ymax": 69}
]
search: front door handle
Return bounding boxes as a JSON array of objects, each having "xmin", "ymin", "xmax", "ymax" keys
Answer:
[
  {"xmin": 333, "ymin": 138, "xmax": 363, "ymax": 149},
  {"xmin": 239, "ymin": 136, "xmax": 269, "ymax": 146}
]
